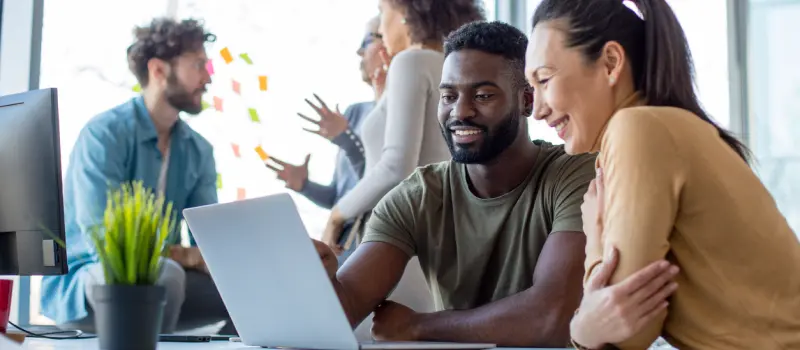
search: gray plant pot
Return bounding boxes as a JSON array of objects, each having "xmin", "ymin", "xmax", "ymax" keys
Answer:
[{"xmin": 92, "ymin": 285, "xmax": 166, "ymax": 350}]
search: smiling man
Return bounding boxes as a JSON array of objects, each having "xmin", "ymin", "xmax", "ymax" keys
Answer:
[
  {"xmin": 41, "ymin": 18, "xmax": 234, "ymax": 335},
  {"xmin": 313, "ymin": 21, "xmax": 597, "ymax": 347}
]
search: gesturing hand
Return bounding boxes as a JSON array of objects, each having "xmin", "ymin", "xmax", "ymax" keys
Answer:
[
  {"xmin": 298, "ymin": 94, "xmax": 348, "ymax": 141},
  {"xmin": 570, "ymin": 248, "xmax": 679, "ymax": 349},
  {"xmin": 266, "ymin": 154, "xmax": 310, "ymax": 192},
  {"xmin": 370, "ymin": 46, "xmax": 391, "ymax": 99}
]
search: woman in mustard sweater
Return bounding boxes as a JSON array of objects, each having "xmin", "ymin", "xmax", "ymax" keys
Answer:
[{"xmin": 525, "ymin": 0, "xmax": 800, "ymax": 349}]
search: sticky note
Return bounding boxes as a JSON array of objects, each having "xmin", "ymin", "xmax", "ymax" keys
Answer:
[
  {"xmin": 258, "ymin": 76, "xmax": 268, "ymax": 91},
  {"xmin": 239, "ymin": 53, "xmax": 253, "ymax": 65},
  {"xmin": 254, "ymin": 146, "xmax": 269, "ymax": 161},
  {"xmin": 248, "ymin": 108, "xmax": 260, "ymax": 123},
  {"xmin": 213, "ymin": 96, "xmax": 223, "ymax": 112},
  {"xmin": 237, "ymin": 188, "xmax": 246, "ymax": 200},
  {"xmin": 132, "ymin": 83, "xmax": 142, "ymax": 92},
  {"xmin": 201, "ymin": 100, "xmax": 210, "ymax": 111},
  {"xmin": 231, "ymin": 143, "xmax": 241, "ymax": 158},
  {"xmin": 232, "ymin": 80, "xmax": 241, "ymax": 95},
  {"xmin": 216, "ymin": 173, "xmax": 222, "ymax": 189},
  {"xmin": 205, "ymin": 60, "xmax": 215, "ymax": 75},
  {"xmin": 220, "ymin": 47, "xmax": 234, "ymax": 64}
]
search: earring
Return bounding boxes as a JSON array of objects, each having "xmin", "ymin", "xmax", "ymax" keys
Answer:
[
  {"xmin": 401, "ymin": 18, "xmax": 407, "ymax": 24},
  {"xmin": 609, "ymin": 76, "xmax": 616, "ymax": 85}
]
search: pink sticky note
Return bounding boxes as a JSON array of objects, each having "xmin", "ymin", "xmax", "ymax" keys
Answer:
[
  {"xmin": 237, "ymin": 188, "xmax": 246, "ymax": 200},
  {"xmin": 206, "ymin": 60, "xmax": 215, "ymax": 76},
  {"xmin": 213, "ymin": 96, "xmax": 223, "ymax": 112},
  {"xmin": 232, "ymin": 80, "xmax": 241, "ymax": 95},
  {"xmin": 231, "ymin": 143, "xmax": 241, "ymax": 158}
]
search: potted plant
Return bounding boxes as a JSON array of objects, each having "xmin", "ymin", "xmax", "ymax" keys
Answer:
[{"xmin": 88, "ymin": 181, "xmax": 176, "ymax": 350}]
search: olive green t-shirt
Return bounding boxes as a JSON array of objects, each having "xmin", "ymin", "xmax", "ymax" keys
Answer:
[{"xmin": 361, "ymin": 141, "xmax": 596, "ymax": 311}]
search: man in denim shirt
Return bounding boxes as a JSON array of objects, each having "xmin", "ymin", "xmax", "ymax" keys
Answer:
[{"xmin": 41, "ymin": 18, "xmax": 234, "ymax": 335}]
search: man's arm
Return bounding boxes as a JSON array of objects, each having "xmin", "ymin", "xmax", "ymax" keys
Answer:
[
  {"xmin": 71, "ymin": 123, "xmax": 126, "ymax": 250},
  {"xmin": 185, "ymin": 151, "xmax": 219, "ymax": 247},
  {"xmin": 411, "ymin": 231, "xmax": 585, "ymax": 347},
  {"xmin": 332, "ymin": 241, "xmax": 411, "ymax": 327}
]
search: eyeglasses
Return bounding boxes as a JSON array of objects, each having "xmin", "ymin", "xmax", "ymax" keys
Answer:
[{"xmin": 359, "ymin": 32, "xmax": 383, "ymax": 51}]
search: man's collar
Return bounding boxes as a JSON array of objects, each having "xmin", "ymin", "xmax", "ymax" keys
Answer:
[{"xmin": 133, "ymin": 95, "xmax": 191, "ymax": 143}]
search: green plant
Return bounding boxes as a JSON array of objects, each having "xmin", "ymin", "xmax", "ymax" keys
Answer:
[{"xmin": 88, "ymin": 181, "xmax": 177, "ymax": 285}]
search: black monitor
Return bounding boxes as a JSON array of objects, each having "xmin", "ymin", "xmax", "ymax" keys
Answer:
[{"xmin": 0, "ymin": 88, "xmax": 67, "ymax": 275}]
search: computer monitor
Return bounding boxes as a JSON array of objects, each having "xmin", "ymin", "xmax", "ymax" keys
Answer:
[{"xmin": 0, "ymin": 88, "xmax": 67, "ymax": 276}]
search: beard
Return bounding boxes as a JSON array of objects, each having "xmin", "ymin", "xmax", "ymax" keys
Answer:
[
  {"xmin": 164, "ymin": 71, "xmax": 204, "ymax": 115},
  {"xmin": 441, "ymin": 107, "xmax": 521, "ymax": 164}
]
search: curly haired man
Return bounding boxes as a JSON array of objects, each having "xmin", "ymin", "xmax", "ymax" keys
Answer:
[{"xmin": 41, "ymin": 18, "xmax": 235, "ymax": 335}]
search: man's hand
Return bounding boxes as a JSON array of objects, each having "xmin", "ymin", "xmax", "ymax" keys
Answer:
[
  {"xmin": 168, "ymin": 246, "xmax": 208, "ymax": 274},
  {"xmin": 266, "ymin": 155, "xmax": 310, "ymax": 192},
  {"xmin": 312, "ymin": 239, "xmax": 338, "ymax": 280},
  {"xmin": 372, "ymin": 301, "xmax": 421, "ymax": 342},
  {"xmin": 570, "ymin": 247, "xmax": 679, "ymax": 349},
  {"xmin": 321, "ymin": 208, "xmax": 346, "ymax": 255},
  {"xmin": 298, "ymin": 94, "xmax": 349, "ymax": 141}
]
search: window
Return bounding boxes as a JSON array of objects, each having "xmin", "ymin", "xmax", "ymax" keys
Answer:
[
  {"xmin": 747, "ymin": 0, "xmax": 800, "ymax": 237},
  {"xmin": 32, "ymin": 0, "xmax": 380, "ymax": 325}
]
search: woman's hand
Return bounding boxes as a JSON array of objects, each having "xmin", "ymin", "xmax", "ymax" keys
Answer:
[
  {"xmin": 570, "ymin": 248, "xmax": 680, "ymax": 349},
  {"xmin": 321, "ymin": 208, "xmax": 346, "ymax": 255},
  {"xmin": 370, "ymin": 46, "xmax": 391, "ymax": 100},
  {"xmin": 298, "ymin": 94, "xmax": 349, "ymax": 141}
]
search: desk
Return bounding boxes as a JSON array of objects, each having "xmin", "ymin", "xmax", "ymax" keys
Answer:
[{"xmin": 20, "ymin": 338, "xmax": 571, "ymax": 350}]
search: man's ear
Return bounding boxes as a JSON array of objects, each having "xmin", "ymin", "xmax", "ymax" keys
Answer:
[
  {"xmin": 522, "ymin": 86, "xmax": 534, "ymax": 117},
  {"xmin": 147, "ymin": 58, "xmax": 169, "ymax": 87}
]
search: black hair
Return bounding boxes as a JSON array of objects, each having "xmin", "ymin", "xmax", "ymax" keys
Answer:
[
  {"xmin": 444, "ymin": 21, "xmax": 529, "ymax": 89},
  {"xmin": 532, "ymin": 0, "xmax": 750, "ymax": 162},
  {"xmin": 388, "ymin": 0, "xmax": 485, "ymax": 45},
  {"xmin": 127, "ymin": 18, "xmax": 216, "ymax": 87}
]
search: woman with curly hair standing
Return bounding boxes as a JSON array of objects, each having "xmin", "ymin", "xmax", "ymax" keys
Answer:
[{"xmin": 322, "ymin": 0, "xmax": 485, "ymax": 255}]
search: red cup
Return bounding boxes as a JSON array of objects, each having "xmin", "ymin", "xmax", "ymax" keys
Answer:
[{"xmin": 0, "ymin": 279, "xmax": 12, "ymax": 334}]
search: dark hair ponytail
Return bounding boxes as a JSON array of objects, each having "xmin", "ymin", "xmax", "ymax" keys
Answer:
[{"xmin": 532, "ymin": 0, "xmax": 750, "ymax": 163}]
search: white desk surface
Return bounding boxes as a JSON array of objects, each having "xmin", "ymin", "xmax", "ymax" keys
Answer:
[{"xmin": 19, "ymin": 338, "xmax": 571, "ymax": 350}]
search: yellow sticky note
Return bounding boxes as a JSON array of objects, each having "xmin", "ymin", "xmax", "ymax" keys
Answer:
[
  {"xmin": 132, "ymin": 83, "xmax": 142, "ymax": 92},
  {"xmin": 248, "ymin": 108, "xmax": 260, "ymax": 123},
  {"xmin": 239, "ymin": 53, "xmax": 253, "ymax": 65},
  {"xmin": 201, "ymin": 100, "xmax": 210, "ymax": 111},
  {"xmin": 258, "ymin": 76, "xmax": 268, "ymax": 91},
  {"xmin": 216, "ymin": 173, "xmax": 222, "ymax": 189},
  {"xmin": 254, "ymin": 146, "xmax": 269, "ymax": 161},
  {"xmin": 220, "ymin": 47, "xmax": 234, "ymax": 64}
]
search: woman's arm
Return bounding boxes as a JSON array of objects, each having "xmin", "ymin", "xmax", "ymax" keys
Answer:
[
  {"xmin": 332, "ymin": 127, "xmax": 367, "ymax": 178},
  {"xmin": 334, "ymin": 52, "xmax": 432, "ymax": 219},
  {"xmin": 591, "ymin": 108, "xmax": 687, "ymax": 349}
]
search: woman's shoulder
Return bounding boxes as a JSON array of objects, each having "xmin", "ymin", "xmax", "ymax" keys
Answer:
[
  {"xmin": 607, "ymin": 105, "xmax": 709, "ymax": 138},
  {"xmin": 391, "ymin": 49, "xmax": 445, "ymax": 70}
]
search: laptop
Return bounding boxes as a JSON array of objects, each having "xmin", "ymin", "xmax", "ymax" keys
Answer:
[{"xmin": 183, "ymin": 193, "xmax": 495, "ymax": 350}]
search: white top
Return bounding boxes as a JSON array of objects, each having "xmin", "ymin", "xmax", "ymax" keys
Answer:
[{"xmin": 336, "ymin": 49, "xmax": 451, "ymax": 219}]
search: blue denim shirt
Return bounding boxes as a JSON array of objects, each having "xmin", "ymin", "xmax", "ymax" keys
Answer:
[{"xmin": 40, "ymin": 96, "xmax": 217, "ymax": 324}]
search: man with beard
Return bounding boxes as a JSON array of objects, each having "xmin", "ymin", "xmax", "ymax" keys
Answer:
[
  {"xmin": 312, "ymin": 21, "xmax": 596, "ymax": 347},
  {"xmin": 41, "ymin": 18, "xmax": 234, "ymax": 335}
]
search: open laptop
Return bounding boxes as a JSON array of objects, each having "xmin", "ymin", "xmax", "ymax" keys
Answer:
[{"xmin": 183, "ymin": 193, "xmax": 495, "ymax": 350}]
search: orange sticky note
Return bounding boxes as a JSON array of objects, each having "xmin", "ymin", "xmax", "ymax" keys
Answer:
[
  {"xmin": 254, "ymin": 146, "xmax": 269, "ymax": 161},
  {"xmin": 231, "ymin": 143, "xmax": 241, "ymax": 158},
  {"xmin": 213, "ymin": 96, "xmax": 223, "ymax": 112},
  {"xmin": 232, "ymin": 80, "xmax": 241, "ymax": 95},
  {"xmin": 258, "ymin": 76, "xmax": 268, "ymax": 91},
  {"xmin": 237, "ymin": 188, "xmax": 246, "ymax": 200},
  {"xmin": 220, "ymin": 47, "xmax": 234, "ymax": 64}
]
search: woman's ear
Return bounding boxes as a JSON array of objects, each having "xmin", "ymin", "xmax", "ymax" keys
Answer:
[{"xmin": 601, "ymin": 41, "xmax": 626, "ymax": 87}]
